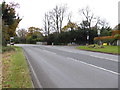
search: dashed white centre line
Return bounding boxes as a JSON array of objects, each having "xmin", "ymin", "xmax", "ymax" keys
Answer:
[
  {"xmin": 90, "ymin": 55, "xmax": 118, "ymax": 62},
  {"xmin": 42, "ymin": 50, "xmax": 57, "ymax": 55},
  {"xmin": 66, "ymin": 57, "xmax": 119, "ymax": 75}
]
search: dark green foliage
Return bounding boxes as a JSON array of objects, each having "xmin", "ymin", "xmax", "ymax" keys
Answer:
[
  {"xmin": 14, "ymin": 36, "xmax": 26, "ymax": 44},
  {"xmin": 2, "ymin": 46, "xmax": 15, "ymax": 53},
  {"xmin": 26, "ymin": 34, "xmax": 43, "ymax": 44},
  {"xmin": 100, "ymin": 27, "xmax": 112, "ymax": 36},
  {"xmin": 45, "ymin": 28, "xmax": 98, "ymax": 45},
  {"xmin": 94, "ymin": 38, "xmax": 116, "ymax": 45},
  {"xmin": 118, "ymin": 24, "xmax": 120, "ymax": 30},
  {"xmin": 43, "ymin": 21, "xmax": 112, "ymax": 45},
  {"xmin": 2, "ymin": 2, "xmax": 16, "ymax": 25},
  {"xmin": 2, "ymin": 1, "xmax": 21, "ymax": 46}
]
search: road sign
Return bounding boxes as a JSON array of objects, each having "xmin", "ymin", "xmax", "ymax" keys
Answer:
[
  {"xmin": 87, "ymin": 36, "xmax": 89, "ymax": 40},
  {"xmin": 10, "ymin": 37, "xmax": 14, "ymax": 39},
  {"xmin": 97, "ymin": 29, "xmax": 100, "ymax": 35}
]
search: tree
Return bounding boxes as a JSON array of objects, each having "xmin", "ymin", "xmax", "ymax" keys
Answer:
[
  {"xmin": 26, "ymin": 27, "xmax": 43, "ymax": 44},
  {"xmin": 17, "ymin": 28, "xmax": 27, "ymax": 43},
  {"xmin": 79, "ymin": 6, "xmax": 94, "ymax": 30},
  {"xmin": 50, "ymin": 5, "xmax": 67, "ymax": 33},
  {"xmin": 79, "ymin": 7, "xmax": 112, "ymax": 44},
  {"xmin": 62, "ymin": 22, "xmax": 78, "ymax": 32},
  {"xmin": 114, "ymin": 24, "xmax": 120, "ymax": 30},
  {"xmin": 67, "ymin": 12, "xmax": 72, "ymax": 23},
  {"xmin": 17, "ymin": 29, "xmax": 27, "ymax": 38},
  {"xmin": 43, "ymin": 12, "xmax": 51, "ymax": 36},
  {"xmin": 59, "ymin": 5, "xmax": 67, "ymax": 33},
  {"xmin": 2, "ymin": 1, "xmax": 22, "ymax": 46},
  {"xmin": 27, "ymin": 27, "xmax": 42, "ymax": 36},
  {"xmin": 99, "ymin": 19, "xmax": 109, "ymax": 29},
  {"xmin": 118, "ymin": 24, "xmax": 120, "ymax": 30}
]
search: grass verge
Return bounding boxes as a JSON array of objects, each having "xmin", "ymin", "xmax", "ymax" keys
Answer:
[
  {"xmin": 2, "ymin": 46, "xmax": 33, "ymax": 88},
  {"xmin": 77, "ymin": 45, "xmax": 120, "ymax": 55},
  {"xmin": 0, "ymin": 53, "xmax": 2, "ymax": 90}
]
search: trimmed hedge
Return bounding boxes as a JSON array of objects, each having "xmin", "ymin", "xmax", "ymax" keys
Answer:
[
  {"xmin": 94, "ymin": 38, "xmax": 115, "ymax": 44},
  {"xmin": 94, "ymin": 30, "xmax": 120, "ymax": 45},
  {"xmin": 112, "ymin": 30, "xmax": 120, "ymax": 36},
  {"xmin": 94, "ymin": 30, "xmax": 120, "ymax": 41},
  {"xmin": 94, "ymin": 36, "xmax": 115, "ymax": 40}
]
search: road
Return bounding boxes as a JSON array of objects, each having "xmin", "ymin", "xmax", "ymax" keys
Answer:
[{"xmin": 16, "ymin": 44, "xmax": 118, "ymax": 88}]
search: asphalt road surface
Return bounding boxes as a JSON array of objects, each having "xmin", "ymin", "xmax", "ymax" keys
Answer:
[{"xmin": 16, "ymin": 44, "xmax": 119, "ymax": 88}]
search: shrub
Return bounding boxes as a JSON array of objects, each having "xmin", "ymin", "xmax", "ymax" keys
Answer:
[
  {"xmin": 114, "ymin": 34, "xmax": 120, "ymax": 39},
  {"xmin": 94, "ymin": 38, "xmax": 115, "ymax": 44},
  {"xmin": 94, "ymin": 36, "xmax": 115, "ymax": 40},
  {"xmin": 2, "ymin": 46, "xmax": 15, "ymax": 53},
  {"xmin": 88, "ymin": 44, "xmax": 104, "ymax": 49},
  {"xmin": 112, "ymin": 30, "xmax": 120, "ymax": 36}
]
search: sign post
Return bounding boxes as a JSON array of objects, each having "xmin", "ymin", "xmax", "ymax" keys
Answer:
[
  {"xmin": 10, "ymin": 37, "xmax": 14, "ymax": 46},
  {"xmin": 97, "ymin": 29, "xmax": 101, "ymax": 45}
]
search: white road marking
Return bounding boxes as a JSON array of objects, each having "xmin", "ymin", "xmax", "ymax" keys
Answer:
[
  {"xmin": 42, "ymin": 50, "xmax": 57, "ymax": 55},
  {"xmin": 33, "ymin": 46, "xmax": 119, "ymax": 75},
  {"xmin": 90, "ymin": 55, "xmax": 118, "ymax": 62},
  {"xmin": 48, "ymin": 46, "xmax": 118, "ymax": 62},
  {"xmin": 25, "ymin": 54, "xmax": 43, "ymax": 88},
  {"xmin": 66, "ymin": 57, "xmax": 119, "ymax": 75}
]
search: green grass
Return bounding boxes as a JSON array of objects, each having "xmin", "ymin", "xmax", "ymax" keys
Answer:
[
  {"xmin": 0, "ymin": 45, "xmax": 2, "ymax": 53},
  {"xmin": 0, "ymin": 54, "xmax": 1, "ymax": 90},
  {"xmin": 77, "ymin": 45, "xmax": 120, "ymax": 55},
  {"xmin": 2, "ymin": 46, "xmax": 33, "ymax": 88}
]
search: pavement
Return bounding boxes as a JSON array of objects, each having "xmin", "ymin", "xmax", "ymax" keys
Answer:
[{"xmin": 15, "ymin": 44, "xmax": 119, "ymax": 88}]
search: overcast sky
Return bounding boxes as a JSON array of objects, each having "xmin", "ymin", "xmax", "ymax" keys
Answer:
[{"xmin": 4, "ymin": 0, "xmax": 120, "ymax": 29}]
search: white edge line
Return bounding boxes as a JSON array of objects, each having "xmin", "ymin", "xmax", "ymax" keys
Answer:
[
  {"xmin": 26, "ymin": 57, "xmax": 43, "ymax": 88},
  {"xmin": 66, "ymin": 57, "xmax": 119, "ymax": 75},
  {"xmin": 23, "ymin": 49, "xmax": 43, "ymax": 88}
]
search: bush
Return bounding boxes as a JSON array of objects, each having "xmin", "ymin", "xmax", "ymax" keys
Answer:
[
  {"xmin": 112, "ymin": 30, "xmax": 120, "ymax": 36},
  {"xmin": 88, "ymin": 44, "xmax": 104, "ymax": 49},
  {"xmin": 94, "ymin": 38, "xmax": 116, "ymax": 45},
  {"xmin": 94, "ymin": 30, "xmax": 120, "ymax": 45},
  {"xmin": 114, "ymin": 34, "xmax": 120, "ymax": 39},
  {"xmin": 2, "ymin": 46, "xmax": 15, "ymax": 53}
]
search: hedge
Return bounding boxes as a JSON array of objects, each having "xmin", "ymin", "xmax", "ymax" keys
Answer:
[
  {"xmin": 94, "ymin": 38, "xmax": 116, "ymax": 44},
  {"xmin": 111, "ymin": 30, "xmax": 120, "ymax": 36}
]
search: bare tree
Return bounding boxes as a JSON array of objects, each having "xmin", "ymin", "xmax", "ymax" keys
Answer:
[
  {"xmin": 54, "ymin": 5, "xmax": 60, "ymax": 33},
  {"xmin": 67, "ymin": 12, "xmax": 72, "ymax": 23},
  {"xmin": 43, "ymin": 13, "xmax": 47, "ymax": 36},
  {"xmin": 59, "ymin": 5, "xmax": 67, "ymax": 32},
  {"xmin": 17, "ymin": 29, "xmax": 27, "ymax": 38},
  {"xmin": 43, "ymin": 12, "xmax": 53, "ymax": 36},
  {"xmin": 94, "ymin": 16, "xmax": 101, "ymax": 29},
  {"xmin": 50, "ymin": 5, "xmax": 67, "ymax": 33},
  {"xmin": 79, "ymin": 6, "xmax": 94, "ymax": 30},
  {"xmin": 99, "ymin": 19, "xmax": 109, "ymax": 29}
]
